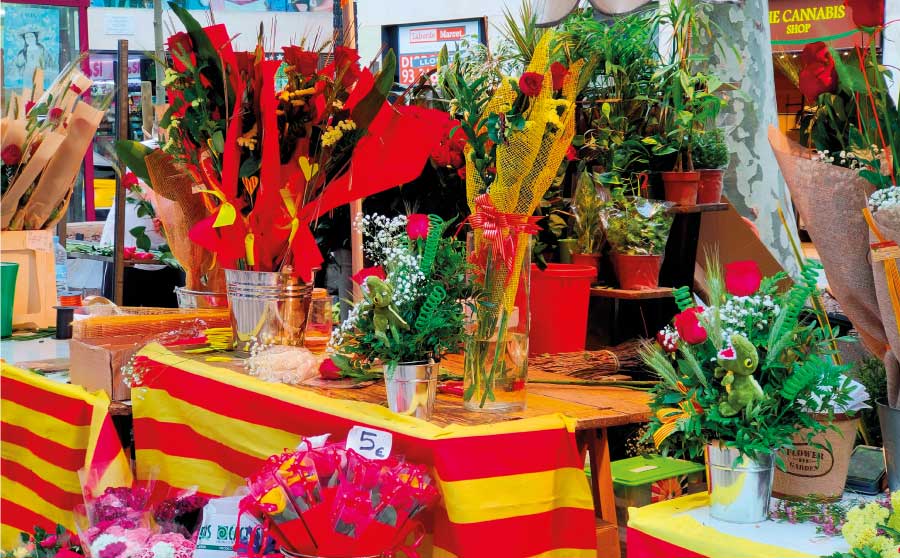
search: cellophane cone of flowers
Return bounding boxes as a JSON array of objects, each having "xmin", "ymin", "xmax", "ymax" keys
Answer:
[
  {"xmin": 768, "ymin": 127, "xmax": 889, "ymax": 355},
  {"xmin": 867, "ymin": 187, "xmax": 900, "ymax": 407},
  {"xmin": 460, "ymin": 32, "xmax": 583, "ymax": 411},
  {"xmin": 2, "ymin": 58, "xmax": 106, "ymax": 230}
]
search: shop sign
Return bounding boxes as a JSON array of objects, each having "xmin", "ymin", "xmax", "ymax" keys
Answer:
[
  {"xmin": 87, "ymin": 57, "xmax": 142, "ymax": 81},
  {"xmin": 396, "ymin": 19, "xmax": 482, "ymax": 86},
  {"xmin": 769, "ymin": 0, "xmax": 880, "ymax": 50}
]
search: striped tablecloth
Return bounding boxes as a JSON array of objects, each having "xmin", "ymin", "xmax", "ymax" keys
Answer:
[
  {"xmin": 1, "ymin": 364, "xmax": 131, "ymax": 548},
  {"xmin": 133, "ymin": 343, "xmax": 597, "ymax": 558}
]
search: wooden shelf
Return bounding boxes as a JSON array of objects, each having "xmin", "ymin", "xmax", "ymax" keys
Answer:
[
  {"xmin": 67, "ymin": 251, "xmax": 163, "ymax": 267},
  {"xmin": 667, "ymin": 202, "xmax": 729, "ymax": 214},
  {"xmin": 590, "ymin": 286, "xmax": 674, "ymax": 300}
]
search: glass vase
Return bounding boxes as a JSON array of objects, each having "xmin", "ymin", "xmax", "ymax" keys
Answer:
[{"xmin": 463, "ymin": 234, "xmax": 531, "ymax": 412}]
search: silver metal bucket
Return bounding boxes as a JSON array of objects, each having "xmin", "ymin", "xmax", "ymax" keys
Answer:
[
  {"xmin": 877, "ymin": 399, "xmax": 900, "ymax": 490},
  {"xmin": 707, "ymin": 442, "xmax": 774, "ymax": 523},
  {"xmin": 174, "ymin": 286, "xmax": 228, "ymax": 309},
  {"xmin": 225, "ymin": 269, "xmax": 313, "ymax": 352},
  {"xmin": 384, "ymin": 360, "xmax": 437, "ymax": 420}
]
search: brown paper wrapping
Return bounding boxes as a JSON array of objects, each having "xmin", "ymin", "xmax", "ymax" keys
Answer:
[
  {"xmin": 1, "ymin": 117, "xmax": 26, "ymax": 151},
  {"xmin": 18, "ymin": 103, "xmax": 104, "ymax": 229},
  {"xmin": 1, "ymin": 131, "xmax": 66, "ymax": 229}
]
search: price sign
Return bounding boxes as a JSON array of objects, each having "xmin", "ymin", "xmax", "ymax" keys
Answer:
[{"xmin": 346, "ymin": 426, "xmax": 393, "ymax": 460}]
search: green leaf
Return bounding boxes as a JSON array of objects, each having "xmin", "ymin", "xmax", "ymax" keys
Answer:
[
  {"xmin": 830, "ymin": 47, "xmax": 867, "ymax": 93},
  {"xmin": 351, "ymin": 49, "xmax": 397, "ymax": 130},
  {"xmin": 114, "ymin": 140, "xmax": 154, "ymax": 184},
  {"xmin": 211, "ymin": 130, "xmax": 225, "ymax": 154}
]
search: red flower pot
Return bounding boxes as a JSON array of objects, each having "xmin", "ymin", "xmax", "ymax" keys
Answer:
[
  {"xmin": 662, "ymin": 171, "xmax": 700, "ymax": 206},
  {"xmin": 571, "ymin": 253, "xmax": 601, "ymax": 281},
  {"xmin": 613, "ymin": 253, "xmax": 663, "ymax": 290},
  {"xmin": 697, "ymin": 169, "xmax": 724, "ymax": 204}
]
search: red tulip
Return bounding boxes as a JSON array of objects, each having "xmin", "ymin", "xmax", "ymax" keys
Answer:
[
  {"xmin": 724, "ymin": 260, "xmax": 763, "ymax": 297},
  {"xmin": 674, "ymin": 307, "xmax": 708, "ymax": 345},
  {"xmin": 407, "ymin": 214, "xmax": 430, "ymax": 240},
  {"xmin": 550, "ymin": 62, "xmax": 569, "ymax": 91},
  {"xmin": 351, "ymin": 266, "xmax": 386, "ymax": 285},
  {"xmin": 844, "ymin": 0, "xmax": 883, "ymax": 28},
  {"xmin": 319, "ymin": 358, "xmax": 342, "ymax": 380},
  {"xmin": 518, "ymin": 72, "xmax": 544, "ymax": 97}
]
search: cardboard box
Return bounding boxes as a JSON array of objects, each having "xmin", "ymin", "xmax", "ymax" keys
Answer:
[
  {"xmin": 0, "ymin": 230, "xmax": 56, "ymax": 328},
  {"xmin": 69, "ymin": 335, "xmax": 145, "ymax": 400}
]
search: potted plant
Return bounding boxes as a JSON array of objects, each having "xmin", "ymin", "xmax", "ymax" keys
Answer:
[
  {"xmin": 601, "ymin": 188, "xmax": 673, "ymax": 290},
  {"xmin": 692, "ymin": 128, "xmax": 729, "ymax": 203},
  {"xmin": 330, "ymin": 213, "xmax": 471, "ymax": 420},
  {"xmin": 570, "ymin": 167, "xmax": 606, "ymax": 279},
  {"xmin": 642, "ymin": 258, "xmax": 855, "ymax": 522}
]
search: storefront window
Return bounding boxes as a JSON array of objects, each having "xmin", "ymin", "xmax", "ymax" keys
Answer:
[{"xmin": 1, "ymin": 3, "xmax": 81, "ymax": 100}]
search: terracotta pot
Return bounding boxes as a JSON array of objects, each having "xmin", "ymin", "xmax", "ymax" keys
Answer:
[
  {"xmin": 662, "ymin": 171, "xmax": 700, "ymax": 206},
  {"xmin": 613, "ymin": 253, "xmax": 662, "ymax": 290},
  {"xmin": 571, "ymin": 253, "xmax": 601, "ymax": 281},
  {"xmin": 697, "ymin": 169, "xmax": 725, "ymax": 204}
]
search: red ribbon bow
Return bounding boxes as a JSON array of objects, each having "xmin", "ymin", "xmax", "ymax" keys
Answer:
[{"xmin": 466, "ymin": 194, "xmax": 542, "ymax": 275}]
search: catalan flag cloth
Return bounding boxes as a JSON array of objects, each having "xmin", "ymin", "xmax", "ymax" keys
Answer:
[
  {"xmin": 1, "ymin": 364, "xmax": 132, "ymax": 549},
  {"xmin": 133, "ymin": 343, "xmax": 597, "ymax": 558}
]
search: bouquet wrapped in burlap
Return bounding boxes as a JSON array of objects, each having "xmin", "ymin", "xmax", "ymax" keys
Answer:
[
  {"xmin": 769, "ymin": 127, "xmax": 898, "ymax": 407},
  {"xmin": 866, "ymin": 191, "xmax": 900, "ymax": 407}
]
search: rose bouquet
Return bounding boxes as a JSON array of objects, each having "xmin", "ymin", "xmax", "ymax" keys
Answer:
[
  {"xmin": 642, "ymin": 258, "xmax": 854, "ymax": 461},
  {"xmin": 2, "ymin": 56, "xmax": 107, "ymax": 231},
  {"xmin": 117, "ymin": 4, "xmax": 449, "ymax": 288},
  {"xmin": 241, "ymin": 439, "xmax": 439, "ymax": 557},
  {"xmin": 439, "ymin": 30, "xmax": 584, "ymax": 411},
  {"xmin": 330, "ymin": 213, "xmax": 471, "ymax": 379}
]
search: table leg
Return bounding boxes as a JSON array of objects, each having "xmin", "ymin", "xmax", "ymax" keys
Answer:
[{"xmin": 579, "ymin": 428, "xmax": 621, "ymax": 558}]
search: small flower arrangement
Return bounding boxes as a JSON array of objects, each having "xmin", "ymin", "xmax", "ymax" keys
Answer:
[
  {"xmin": 3, "ymin": 524, "xmax": 82, "ymax": 558},
  {"xmin": 827, "ymin": 492, "xmax": 899, "ymax": 558},
  {"xmin": 330, "ymin": 213, "xmax": 472, "ymax": 379},
  {"xmin": 641, "ymin": 257, "xmax": 855, "ymax": 460}
]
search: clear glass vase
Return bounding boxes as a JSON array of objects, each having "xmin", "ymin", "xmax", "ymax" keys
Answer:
[{"xmin": 463, "ymin": 234, "xmax": 530, "ymax": 412}]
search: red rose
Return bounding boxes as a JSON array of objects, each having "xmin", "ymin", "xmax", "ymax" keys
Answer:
[
  {"xmin": 49, "ymin": 107, "xmax": 64, "ymax": 122},
  {"xmin": 449, "ymin": 149, "xmax": 464, "ymax": 168},
  {"xmin": 2, "ymin": 144, "xmax": 22, "ymax": 166},
  {"xmin": 351, "ymin": 265, "xmax": 386, "ymax": 285},
  {"xmin": 674, "ymin": 307, "xmax": 707, "ymax": 345},
  {"xmin": 122, "ymin": 172, "xmax": 139, "ymax": 189},
  {"xmin": 655, "ymin": 329, "xmax": 678, "ymax": 353},
  {"xmin": 798, "ymin": 42, "xmax": 838, "ymax": 100},
  {"xmin": 70, "ymin": 84, "xmax": 82, "ymax": 94},
  {"xmin": 283, "ymin": 46, "xmax": 319, "ymax": 75},
  {"xmin": 566, "ymin": 145, "xmax": 578, "ymax": 161},
  {"xmin": 319, "ymin": 358, "xmax": 342, "ymax": 380},
  {"xmin": 845, "ymin": 0, "xmax": 883, "ymax": 28},
  {"xmin": 123, "ymin": 246, "xmax": 136, "ymax": 259},
  {"xmin": 55, "ymin": 550, "xmax": 81, "ymax": 558},
  {"xmin": 25, "ymin": 100, "xmax": 35, "ymax": 114},
  {"xmin": 518, "ymin": 72, "xmax": 544, "ymax": 97},
  {"xmin": 407, "ymin": 214, "xmax": 430, "ymax": 240},
  {"xmin": 330, "ymin": 46, "xmax": 361, "ymax": 86},
  {"xmin": 550, "ymin": 62, "xmax": 569, "ymax": 91},
  {"xmin": 40, "ymin": 535, "xmax": 58, "ymax": 548},
  {"xmin": 167, "ymin": 32, "xmax": 196, "ymax": 72},
  {"xmin": 724, "ymin": 260, "xmax": 763, "ymax": 297}
]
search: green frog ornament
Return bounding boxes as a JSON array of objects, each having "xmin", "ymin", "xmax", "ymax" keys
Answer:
[
  {"xmin": 363, "ymin": 276, "xmax": 409, "ymax": 346},
  {"xmin": 716, "ymin": 334, "xmax": 764, "ymax": 417}
]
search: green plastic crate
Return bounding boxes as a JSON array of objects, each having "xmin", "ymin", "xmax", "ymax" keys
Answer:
[{"xmin": 611, "ymin": 454, "xmax": 706, "ymax": 528}]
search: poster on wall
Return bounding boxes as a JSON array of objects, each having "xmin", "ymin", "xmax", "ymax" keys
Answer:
[
  {"xmin": 396, "ymin": 19, "xmax": 484, "ymax": 86},
  {"xmin": 2, "ymin": 5, "xmax": 61, "ymax": 91}
]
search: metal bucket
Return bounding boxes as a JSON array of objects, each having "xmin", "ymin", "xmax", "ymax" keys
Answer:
[
  {"xmin": 877, "ymin": 399, "xmax": 900, "ymax": 490},
  {"xmin": 225, "ymin": 269, "xmax": 313, "ymax": 352},
  {"xmin": 174, "ymin": 286, "xmax": 228, "ymax": 309},
  {"xmin": 707, "ymin": 442, "xmax": 774, "ymax": 523},
  {"xmin": 384, "ymin": 360, "xmax": 437, "ymax": 420}
]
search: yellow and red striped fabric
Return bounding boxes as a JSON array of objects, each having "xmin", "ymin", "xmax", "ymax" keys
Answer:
[
  {"xmin": 1, "ymin": 363, "xmax": 132, "ymax": 549},
  {"xmin": 132, "ymin": 344, "xmax": 597, "ymax": 558}
]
